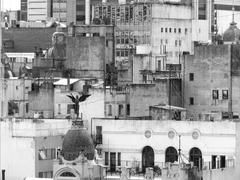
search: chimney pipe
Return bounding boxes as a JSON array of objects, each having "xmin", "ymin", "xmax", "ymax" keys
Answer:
[
  {"xmin": 2, "ymin": 170, "xmax": 5, "ymax": 180},
  {"xmin": 85, "ymin": 0, "xmax": 90, "ymax": 25}
]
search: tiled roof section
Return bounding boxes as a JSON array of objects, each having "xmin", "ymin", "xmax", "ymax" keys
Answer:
[{"xmin": 62, "ymin": 128, "xmax": 95, "ymax": 161}]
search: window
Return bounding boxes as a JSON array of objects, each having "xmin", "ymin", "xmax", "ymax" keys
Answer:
[
  {"xmin": 39, "ymin": 148, "xmax": 56, "ymax": 160},
  {"xmin": 161, "ymin": 28, "xmax": 163, "ymax": 33},
  {"xmin": 118, "ymin": 152, "xmax": 121, "ymax": 166},
  {"xmin": 174, "ymin": 28, "xmax": 176, "ymax": 33},
  {"xmin": 212, "ymin": 90, "xmax": 219, "ymax": 99},
  {"xmin": 58, "ymin": 104, "xmax": 61, "ymax": 114},
  {"xmin": 108, "ymin": 104, "xmax": 112, "ymax": 116},
  {"xmin": 26, "ymin": 103, "xmax": 29, "ymax": 113},
  {"xmin": 105, "ymin": 152, "xmax": 109, "ymax": 165},
  {"xmin": 179, "ymin": 40, "xmax": 182, "ymax": 46},
  {"xmin": 175, "ymin": 40, "xmax": 178, "ymax": 47},
  {"xmin": 126, "ymin": 104, "xmax": 130, "ymax": 116},
  {"xmin": 165, "ymin": 147, "xmax": 178, "ymax": 163},
  {"xmin": 165, "ymin": 39, "xmax": 168, "ymax": 44},
  {"xmin": 157, "ymin": 60, "xmax": 161, "ymax": 71},
  {"xmin": 212, "ymin": 155, "xmax": 217, "ymax": 169},
  {"xmin": 189, "ymin": 73, "xmax": 194, "ymax": 81},
  {"xmin": 169, "ymin": 28, "xmax": 172, "ymax": 33},
  {"xmin": 222, "ymin": 90, "xmax": 228, "ymax": 99},
  {"xmin": 38, "ymin": 171, "xmax": 53, "ymax": 178},
  {"xmin": 185, "ymin": 28, "xmax": 188, "ymax": 34},
  {"xmin": 178, "ymin": 28, "xmax": 181, "ymax": 33},
  {"xmin": 220, "ymin": 156, "xmax": 226, "ymax": 168},
  {"xmin": 165, "ymin": 28, "xmax": 168, "ymax": 33},
  {"xmin": 67, "ymin": 104, "xmax": 75, "ymax": 114},
  {"xmin": 118, "ymin": 104, "xmax": 123, "ymax": 116},
  {"xmin": 190, "ymin": 97, "xmax": 194, "ymax": 105},
  {"xmin": 96, "ymin": 126, "xmax": 102, "ymax": 144},
  {"xmin": 116, "ymin": 51, "xmax": 120, "ymax": 57}
]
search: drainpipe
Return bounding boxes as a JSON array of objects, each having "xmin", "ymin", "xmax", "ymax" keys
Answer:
[{"xmin": 229, "ymin": 45, "xmax": 233, "ymax": 119}]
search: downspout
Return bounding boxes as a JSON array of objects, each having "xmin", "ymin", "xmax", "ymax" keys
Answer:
[{"xmin": 229, "ymin": 44, "xmax": 233, "ymax": 119}]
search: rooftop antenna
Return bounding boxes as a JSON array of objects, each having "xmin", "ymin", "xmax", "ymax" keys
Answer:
[{"xmin": 232, "ymin": 0, "xmax": 235, "ymax": 23}]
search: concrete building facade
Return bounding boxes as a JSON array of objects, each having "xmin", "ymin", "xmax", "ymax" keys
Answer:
[
  {"xmin": 92, "ymin": 119, "xmax": 236, "ymax": 174},
  {"xmin": 0, "ymin": 119, "xmax": 71, "ymax": 180},
  {"xmin": 184, "ymin": 44, "xmax": 240, "ymax": 121},
  {"xmin": 27, "ymin": 0, "xmax": 53, "ymax": 22}
]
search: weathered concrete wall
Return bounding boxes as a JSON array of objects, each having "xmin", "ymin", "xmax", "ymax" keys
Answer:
[
  {"xmin": 35, "ymin": 135, "xmax": 63, "ymax": 177},
  {"xmin": 129, "ymin": 82, "xmax": 168, "ymax": 117},
  {"xmin": 29, "ymin": 83, "xmax": 54, "ymax": 118},
  {"xmin": 184, "ymin": 45, "xmax": 232, "ymax": 120},
  {"xmin": 66, "ymin": 36, "xmax": 105, "ymax": 78},
  {"xmin": 129, "ymin": 79, "xmax": 181, "ymax": 117},
  {"xmin": 0, "ymin": 119, "xmax": 71, "ymax": 180},
  {"xmin": 3, "ymin": 28, "xmax": 56, "ymax": 52},
  {"xmin": 203, "ymin": 168, "xmax": 237, "ymax": 180}
]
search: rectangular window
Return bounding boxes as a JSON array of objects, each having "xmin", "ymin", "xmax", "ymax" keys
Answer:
[
  {"xmin": 169, "ymin": 28, "xmax": 172, "ymax": 33},
  {"xmin": 118, "ymin": 152, "xmax": 121, "ymax": 166},
  {"xmin": 108, "ymin": 104, "xmax": 112, "ymax": 116},
  {"xmin": 220, "ymin": 156, "xmax": 226, "ymax": 168},
  {"xmin": 26, "ymin": 103, "xmax": 29, "ymax": 113},
  {"xmin": 179, "ymin": 40, "xmax": 182, "ymax": 46},
  {"xmin": 165, "ymin": 39, "xmax": 168, "ymax": 44},
  {"xmin": 212, "ymin": 90, "xmax": 219, "ymax": 99},
  {"xmin": 161, "ymin": 28, "xmax": 163, "ymax": 33},
  {"xmin": 126, "ymin": 104, "xmax": 130, "ymax": 116},
  {"xmin": 222, "ymin": 90, "xmax": 228, "ymax": 99},
  {"xmin": 118, "ymin": 104, "xmax": 123, "ymax": 117},
  {"xmin": 174, "ymin": 28, "xmax": 176, "ymax": 33},
  {"xmin": 116, "ymin": 51, "xmax": 120, "ymax": 57},
  {"xmin": 165, "ymin": 28, "xmax": 168, "ymax": 33},
  {"xmin": 175, "ymin": 40, "xmax": 178, "ymax": 47},
  {"xmin": 189, "ymin": 73, "xmax": 194, "ymax": 81},
  {"xmin": 58, "ymin": 104, "xmax": 61, "ymax": 114},
  {"xmin": 51, "ymin": 148, "xmax": 56, "ymax": 159},
  {"xmin": 190, "ymin": 97, "xmax": 194, "ymax": 105},
  {"xmin": 105, "ymin": 152, "xmax": 109, "ymax": 165},
  {"xmin": 96, "ymin": 126, "xmax": 102, "ymax": 144},
  {"xmin": 179, "ymin": 28, "xmax": 181, "ymax": 33},
  {"xmin": 212, "ymin": 155, "xmax": 217, "ymax": 169},
  {"xmin": 185, "ymin": 28, "xmax": 188, "ymax": 34}
]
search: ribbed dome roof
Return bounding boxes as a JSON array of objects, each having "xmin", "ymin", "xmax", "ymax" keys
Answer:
[
  {"xmin": 62, "ymin": 128, "xmax": 95, "ymax": 161},
  {"xmin": 223, "ymin": 21, "xmax": 240, "ymax": 42}
]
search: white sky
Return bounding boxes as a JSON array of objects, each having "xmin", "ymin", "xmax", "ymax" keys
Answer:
[{"xmin": 2, "ymin": 0, "xmax": 20, "ymax": 11}]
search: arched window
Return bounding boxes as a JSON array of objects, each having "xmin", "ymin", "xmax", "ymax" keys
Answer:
[
  {"xmin": 60, "ymin": 172, "xmax": 76, "ymax": 177},
  {"xmin": 165, "ymin": 146, "xmax": 178, "ymax": 163},
  {"xmin": 189, "ymin": 147, "xmax": 202, "ymax": 169},
  {"xmin": 142, "ymin": 146, "xmax": 154, "ymax": 172}
]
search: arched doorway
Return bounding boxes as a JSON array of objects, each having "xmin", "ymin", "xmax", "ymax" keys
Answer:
[
  {"xmin": 165, "ymin": 146, "xmax": 178, "ymax": 163},
  {"xmin": 189, "ymin": 147, "xmax": 202, "ymax": 169},
  {"xmin": 142, "ymin": 146, "xmax": 154, "ymax": 172}
]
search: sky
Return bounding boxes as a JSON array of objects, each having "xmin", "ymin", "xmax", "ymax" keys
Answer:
[
  {"xmin": 1, "ymin": 0, "xmax": 240, "ymax": 35},
  {"xmin": 2, "ymin": 0, "xmax": 20, "ymax": 11}
]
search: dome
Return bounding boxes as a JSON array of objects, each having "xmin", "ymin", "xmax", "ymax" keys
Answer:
[
  {"xmin": 62, "ymin": 128, "xmax": 95, "ymax": 161},
  {"xmin": 223, "ymin": 21, "xmax": 240, "ymax": 42}
]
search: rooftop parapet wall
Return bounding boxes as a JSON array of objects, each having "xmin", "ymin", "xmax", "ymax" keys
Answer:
[{"xmin": 1, "ymin": 118, "xmax": 71, "ymax": 137}]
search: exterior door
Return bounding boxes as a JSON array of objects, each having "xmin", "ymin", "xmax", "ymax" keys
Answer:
[
  {"xmin": 142, "ymin": 146, "xmax": 154, "ymax": 172},
  {"xmin": 110, "ymin": 152, "xmax": 116, "ymax": 172},
  {"xmin": 189, "ymin": 147, "xmax": 202, "ymax": 169}
]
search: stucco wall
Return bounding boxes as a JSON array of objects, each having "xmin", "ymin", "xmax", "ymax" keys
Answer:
[
  {"xmin": 66, "ymin": 36, "xmax": 105, "ymax": 78},
  {"xmin": 184, "ymin": 45, "xmax": 232, "ymax": 120},
  {"xmin": 92, "ymin": 119, "xmax": 236, "ymax": 169},
  {"xmin": 29, "ymin": 84, "xmax": 54, "ymax": 118}
]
